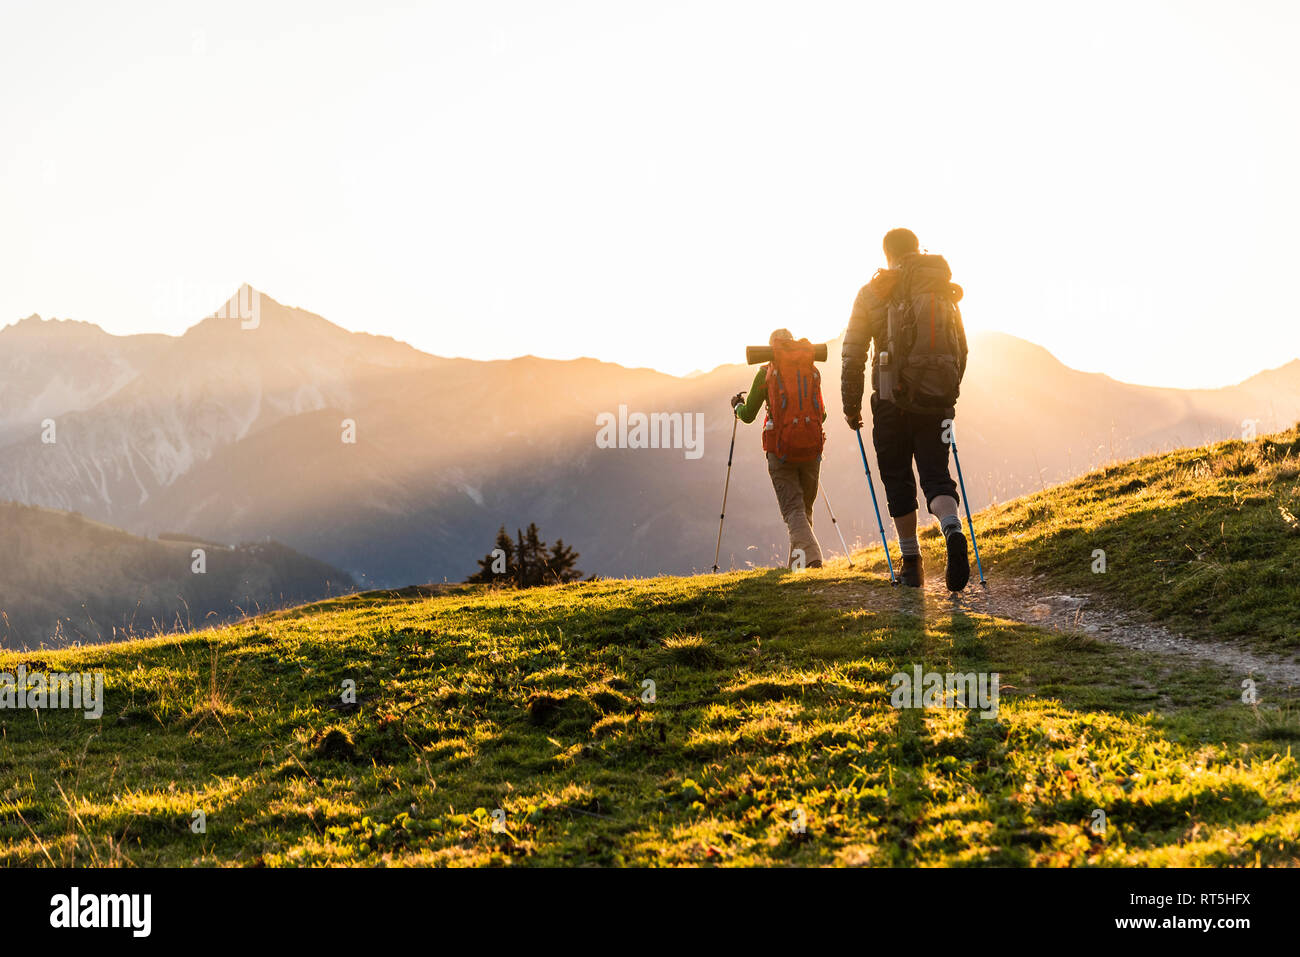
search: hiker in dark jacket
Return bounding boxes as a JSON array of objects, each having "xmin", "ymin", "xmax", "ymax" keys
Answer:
[
  {"xmin": 732, "ymin": 329, "xmax": 827, "ymax": 569},
  {"xmin": 841, "ymin": 228, "xmax": 971, "ymax": 590}
]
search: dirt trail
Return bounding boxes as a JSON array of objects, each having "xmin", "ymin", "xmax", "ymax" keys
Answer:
[{"xmin": 821, "ymin": 572, "xmax": 1300, "ymax": 692}]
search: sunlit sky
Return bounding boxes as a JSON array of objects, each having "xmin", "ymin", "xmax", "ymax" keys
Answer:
[{"xmin": 3, "ymin": 0, "xmax": 1297, "ymax": 387}]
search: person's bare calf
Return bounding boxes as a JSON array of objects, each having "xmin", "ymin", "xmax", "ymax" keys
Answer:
[{"xmin": 893, "ymin": 510, "xmax": 923, "ymax": 586}]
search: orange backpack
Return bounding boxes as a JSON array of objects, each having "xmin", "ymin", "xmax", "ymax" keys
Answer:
[{"xmin": 762, "ymin": 338, "xmax": 826, "ymax": 463}]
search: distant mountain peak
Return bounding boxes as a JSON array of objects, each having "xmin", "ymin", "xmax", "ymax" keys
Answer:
[
  {"xmin": 207, "ymin": 283, "xmax": 267, "ymax": 325},
  {"xmin": 1, "ymin": 313, "xmax": 109, "ymax": 339}
]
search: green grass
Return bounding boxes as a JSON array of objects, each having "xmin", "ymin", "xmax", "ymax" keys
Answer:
[
  {"xmin": 877, "ymin": 425, "xmax": 1300, "ymax": 655},
  {"xmin": 1, "ymin": 560, "xmax": 1297, "ymax": 866}
]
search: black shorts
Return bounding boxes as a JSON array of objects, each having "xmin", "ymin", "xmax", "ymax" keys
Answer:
[{"xmin": 870, "ymin": 395, "xmax": 959, "ymax": 518}]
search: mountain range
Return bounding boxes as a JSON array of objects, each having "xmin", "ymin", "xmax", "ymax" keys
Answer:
[{"xmin": 3, "ymin": 286, "xmax": 1297, "ymax": 598}]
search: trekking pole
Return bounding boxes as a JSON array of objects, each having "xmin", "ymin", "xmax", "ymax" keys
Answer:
[
  {"xmin": 819, "ymin": 486, "xmax": 853, "ymax": 567},
  {"xmin": 854, "ymin": 428, "xmax": 896, "ymax": 584},
  {"xmin": 948, "ymin": 424, "xmax": 987, "ymax": 587},
  {"xmin": 712, "ymin": 400, "xmax": 742, "ymax": 573}
]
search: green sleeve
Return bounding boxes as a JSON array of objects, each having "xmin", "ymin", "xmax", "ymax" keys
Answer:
[{"xmin": 735, "ymin": 367, "xmax": 768, "ymax": 423}]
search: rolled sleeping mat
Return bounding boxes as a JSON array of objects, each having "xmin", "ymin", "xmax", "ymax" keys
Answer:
[{"xmin": 746, "ymin": 343, "xmax": 828, "ymax": 364}]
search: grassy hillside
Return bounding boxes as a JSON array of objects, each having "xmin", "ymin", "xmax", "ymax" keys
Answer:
[
  {"xmin": 2, "ymin": 429, "xmax": 1297, "ymax": 867},
  {"xmin": 884, "ymin": 425, "xmax": 1300, "ymax": 654},
  {"xmin": 1, "ymin": 566, "xmax": 1295, "ymax": 866}
]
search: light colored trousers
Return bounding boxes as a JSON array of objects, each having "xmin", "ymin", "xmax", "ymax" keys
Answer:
[{"xmin": 766, "ymin": 452, "xmax": 823, "ymax": 567}]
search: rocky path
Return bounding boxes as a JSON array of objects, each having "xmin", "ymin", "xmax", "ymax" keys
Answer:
[{"xmin": 820, "ymin": 571, "xmax": 1300, "ymax": 693}]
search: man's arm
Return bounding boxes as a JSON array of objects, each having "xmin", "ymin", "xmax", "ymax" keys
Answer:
[
  {"xmin": 840, "ymin": 287, "xmax": 871, "ymax": 428},
  {"xmin": 841, "ymin": 272, "xmax": 894, "ymax": 428},
  {"xmin": 954, "ymin": 303, "xmax": 968, "ymax": 382},
  {"xmin": 734, "ymin": 367, "xmax": 768, "ymax": 423}
]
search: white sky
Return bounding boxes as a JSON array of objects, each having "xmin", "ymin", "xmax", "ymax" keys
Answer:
[{"xmin": 3, "ymin": 0, "xmax": 1297, "ymax": 387}]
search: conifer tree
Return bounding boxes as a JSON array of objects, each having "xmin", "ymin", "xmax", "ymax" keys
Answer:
[
  {"xmin": 466, "ymin": 525, "xmax": 515, "ymax": 583},
  {"xmin": 464, "ymin": 523, "xmax": 582, "ymax": 587},
  {"xmin": 543, "ymin": 538, "xmax": 583, "ymax": 583}
]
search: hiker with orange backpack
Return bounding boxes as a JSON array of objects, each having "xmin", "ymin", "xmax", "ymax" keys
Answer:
[
  {"xmin": 841, "ymin": 228, "xmax": 972, "ymax": 591},
  {"xmin": 731, "ymin": 329, "xmax": 827, "ymax": 569}
]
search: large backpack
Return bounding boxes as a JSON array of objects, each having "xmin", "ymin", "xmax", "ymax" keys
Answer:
[
  {"xmin": 762, "ymin": 338, "xmax": 826, "ymax": 462},
  {"xmin": 876, "ymin": 254, "xmax": 967, "ymax": 415}
]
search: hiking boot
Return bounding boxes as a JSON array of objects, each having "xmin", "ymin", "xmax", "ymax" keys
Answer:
[
  {"xmin": 900, "ymin": 554, "xmax": 923, "ymax": 587},
  {"xmin": 807, "ymin": 559, "xmax": 823, "ymax": 569},
  {"xmin": 945, "ymin": 531, "xmax": 970, "ymax": 592}
]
